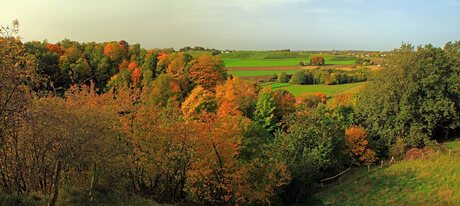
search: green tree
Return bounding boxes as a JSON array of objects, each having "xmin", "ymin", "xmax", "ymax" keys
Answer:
[
  {"xmin": 358, "ymin": 43, "xmax": 460, "ymax": 147},
  {"xmin": 277, "ymin": 72, "xmax": 290, "ymax": 83},
  {"xmin": 289, "ymin": 70, "xmax": 306, "ymax": 84},
  {"xmin": 253, "ymin": 88, "xmax": 278, "ymax": 133},
  {"xmin": 271, "ymin": 105, "xmax": 348, "ymax": 201}
]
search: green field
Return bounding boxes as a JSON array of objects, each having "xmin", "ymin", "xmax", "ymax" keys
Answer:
[
  {"xmin": 224, "ymin": 58, "xmax": 307, "ymax": 67},
  {"xmin": 228, "ymin": 70, "xmax": 298, "ymax": 77},
  {"xmin": 224, "ymin": 58, "xmax": 356, "ymax": 67},
  {"xmin": 264, "ymin": 82, "xmax": 365, "ymax": 96},
  {"xmin": 315, "ymin": 140, "xmax": 460, "ymax": 205},
  {"xmin": 220, "ymin": 51, "xmax": 357, "ymax": 67}
]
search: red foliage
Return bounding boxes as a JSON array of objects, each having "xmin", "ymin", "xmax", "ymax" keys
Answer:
[
  {"xmin": 46, "ymin": 43, "xmax": 64, "ymax": 55},
  {"xmin": 131, "ymin": 68, "xmax": 142, "ymax": 85},
  {"xmin": 157, "ymin": 52, "xmax": 169, "ymax": 62},
  {"xmin": 127, "ymin": 61, "xmax": 139, "ymax": 71}
]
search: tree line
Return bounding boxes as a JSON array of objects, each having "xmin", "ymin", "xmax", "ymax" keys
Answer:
[{"xmin": 275, "ymin": 68, "xmax": 368, "ymax": 85}]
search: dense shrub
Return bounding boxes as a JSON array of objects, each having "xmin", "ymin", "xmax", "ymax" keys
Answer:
[{"xmin": 277, "ymin": 72, "xmax": 290, "ymax": 83}]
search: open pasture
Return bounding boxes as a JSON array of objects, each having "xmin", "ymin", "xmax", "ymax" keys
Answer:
[{"xmin": 263, "ymin": 82, "xmax": 365, "ymax": 96}]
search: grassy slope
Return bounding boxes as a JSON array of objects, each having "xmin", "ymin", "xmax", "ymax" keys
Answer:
[
  {"xmin": 316, "ymin": 140, "xmax": 460, "ymax": 206},
  {"xmin": 265, "ymin": 82, "xmax": 365, "ymax": 96}
]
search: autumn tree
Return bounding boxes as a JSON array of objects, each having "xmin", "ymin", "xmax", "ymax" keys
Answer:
[
  {"xmin": 345, "ymin": 126, "xmax": 377, "ymax": 166},
  {"xmin": 0, "ymin": 20, "xmax": 38, "ymax": 150},
  {"xmin": 215, "ymin": 78, "xmax": 258, "ymax": 117},
  {"xmin": 166, "ymin": 52, "xmax": 192, "ymax": 76},
  {"xmin": 156, "ymin": 52, "xmax": 169, "ymax": 75},
  {"xmin": 146, "ymin": 73, "xmax": 183, "ymax": 106},
  {"xmin": 189, "ymin": 54, "xmax": 227, "ymax": 91},
  {"xmin": 272, "ymin": 90, "xmax": 296, "ymax": 122},
  {"xmin": 296, "ymin": 92, "xmax": 327, "ymax": 108},
  {"xmin": 181, "ymin": 86, "xmax": 217, "ymax": 119},
  {"xmin": 103, "ymin": 41, "xmax": 124, "ymax": 63},
  {"xmin": 310, "ymin": 56, "xmax": 325, "ymax": 66}
]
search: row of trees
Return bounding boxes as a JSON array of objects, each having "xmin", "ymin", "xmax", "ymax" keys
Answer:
[
  {"xmin": 276, "ymin": 68, "xmax": 368, "ymax": 85},
  {"xmin": 24, "ymin": 38, "xmax": 225, "ymax": 94}
]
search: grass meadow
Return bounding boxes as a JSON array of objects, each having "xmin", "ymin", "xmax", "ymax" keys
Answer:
[{"xmin": 227, "ymin": 70, "xmax": 298, "ymax": 77}]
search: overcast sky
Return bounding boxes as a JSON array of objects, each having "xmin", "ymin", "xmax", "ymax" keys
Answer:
[{"xmin": 1, "ymin": 0, "xmax": 459, "ymax": 50}]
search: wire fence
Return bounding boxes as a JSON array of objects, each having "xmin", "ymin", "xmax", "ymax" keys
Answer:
[{"xmin": 319, "ymin": 146, "xmax": 459, "ymax": 189}]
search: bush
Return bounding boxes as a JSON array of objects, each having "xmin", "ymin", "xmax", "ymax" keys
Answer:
[
  {"xmin": 310, "ymin": 56, "xmax": 325, "ymax": 66},
  {"xmin": 290, "ymin": 71, "xmax": 306, "ymax": 84},
  {"xmin": 277, "ymin": 72, "xmax": 290, "ymax": 83},
  {"xmin": 390, "ymin": 138, "xmax": 406, "ymax": 159}
]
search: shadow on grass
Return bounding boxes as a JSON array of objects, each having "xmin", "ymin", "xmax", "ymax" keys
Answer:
[{"xmin": 313, "ymin": 168, "xmax": 438, "ymax": 206}]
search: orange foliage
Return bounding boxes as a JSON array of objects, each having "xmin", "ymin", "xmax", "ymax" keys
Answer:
[
  {"xmin": 186, "ymin": 114, "xmax": 244, "ymax": 204},
  {"xmin": 189, "ymin": 55, "xmax": 226, "ymax": 91},
  {"xmin": 296, "ymin": 92, "xmax": 327, "ymax": 108},
  {"xmin": 345, "ymin": 125, "xmax": 377, "ymax": 165},
  {"xmin": 127, "ymin": 61, "xmax": 139, "ymax": 71},
  {"xmin": 131, "ymin": 68, "xmax": 142, "ymax": 85},
  {"xmin": 215, "ymin": 78, "xmax": 257, "ymax": 117},
  {"xmin": 331, "ymin": 93, "xmax": 353, "ymax": 108},
  {"xmin": 46, "ymin": 43, "xmax": 63, "ymax": 55},
  {"xmin": 157, "ymin": 52, "xmax": 169, "ymax": 62},
  {"xmin": 103, "ymin": 42, "xmax": 123, "ymax": 61}
]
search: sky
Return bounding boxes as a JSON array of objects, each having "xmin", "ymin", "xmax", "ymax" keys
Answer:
[{"xmin": 1, "ymin": 0, "xmax": 460, "ymax": 51}]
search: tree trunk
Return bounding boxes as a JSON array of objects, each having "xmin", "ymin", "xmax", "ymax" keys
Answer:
[
  {"xmin": 50, "ymin": 160, "xmax": 62, "ymax": 206},
  {"xmin": 444, "ymin": 128, "xmax": 450, "ymax": 140},
  {"xmin": 88, "ymin": 163, "xmax": 96, "ymax": 202}
]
